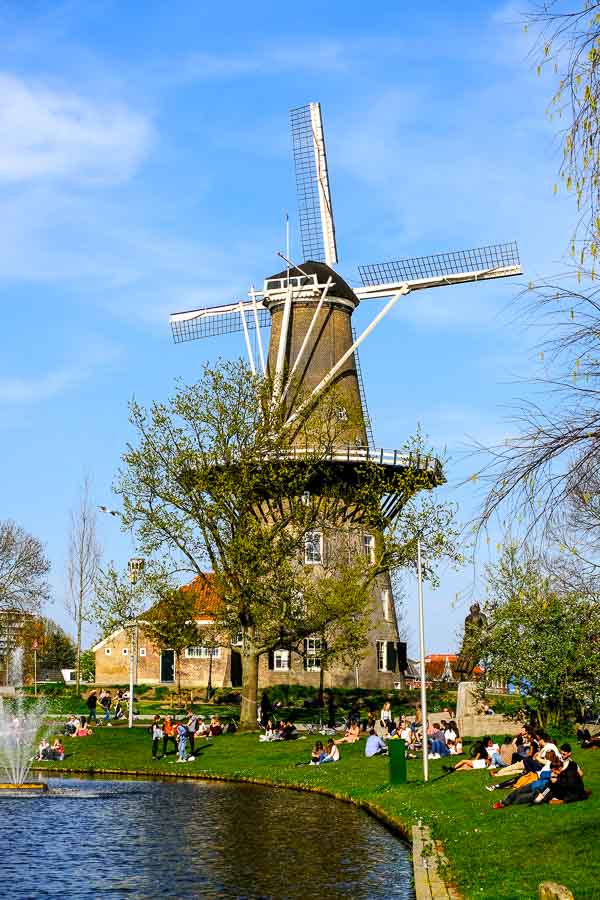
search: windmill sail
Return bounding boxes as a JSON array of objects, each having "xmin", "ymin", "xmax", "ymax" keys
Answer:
[
  {"xmin": 356, "ymin": 241, "xmax": 521, "ymax": 300},
  {"xmin": 290, "ymin": 103, "xmax": 338, "ymax": 267},
  {"xmin": 170, "ymin": 300, "xmax": 270, "ymax": 343}
]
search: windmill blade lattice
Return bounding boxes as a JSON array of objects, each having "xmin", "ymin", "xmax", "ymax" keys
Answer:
[
  {"xmin": 358, "ymin": 241, "xmax": 520, "ymax": 287},
  {"xmin": 290, "ymin": 103, "xmax": 337, "ymax": 268},
  {"xmin": 171, "ymin": 304, "xmax": 270, "ymax": 344}
]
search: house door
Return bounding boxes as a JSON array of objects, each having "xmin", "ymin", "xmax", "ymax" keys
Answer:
[
  {"xmin": 160, "ymin": 650, "xmax": 175, "ymax": 683},
  {"xmin": 230, "ymin": 650, "xmax": 242, "ymax": 687}
]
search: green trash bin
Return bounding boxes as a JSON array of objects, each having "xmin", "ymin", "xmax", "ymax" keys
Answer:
[{"xmin": 388, "ymin": 739, "xmax": 407, "ymax": 785}]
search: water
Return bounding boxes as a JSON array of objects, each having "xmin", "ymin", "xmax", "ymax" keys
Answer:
[
  {"xmin": 0, "ymin": 776, "xmax": 415, "ymax": 899},
  {"xmin": 0, "ymin": 648, "xmax": 47, "ymax": 784}
]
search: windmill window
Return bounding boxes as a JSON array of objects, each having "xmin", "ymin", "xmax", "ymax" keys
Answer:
[
  {"xmin": 382, "ymin": 589, "xmax": 391, "ymax": 622},
  {"xmin": 104, "ymin": 648, "xmax": 111, "ymax": 656},
  {"xmin": 139, "ymin": 647, "xmax": 146, "ymax": 657},
  {"xmin": 122, "ymin": 648, "xmax": 129, "ymax": 656},
  {"xmin": 304, "ymin": 531, "xmax": 323, "ymax": 564},
  {"xmin": 376, "ymin": 640, "xmax": 387, "ymax": 672}
]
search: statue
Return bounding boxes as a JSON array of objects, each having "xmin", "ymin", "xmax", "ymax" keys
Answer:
[{"xmin": 455, "ymin": 603, "xmax": 487, "ymax": 681}]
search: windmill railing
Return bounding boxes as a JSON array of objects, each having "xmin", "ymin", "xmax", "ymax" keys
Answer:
[{"xmin": 260, "ymin": 445, "xmax": 442, "ymax": 473}]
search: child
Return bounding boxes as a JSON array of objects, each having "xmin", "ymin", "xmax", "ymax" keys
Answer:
[
  {"xmin": 51, "ymin": 739, "xmax": 65, "ymax": 761},
  {"xmin": 149, "ymin": 715, "xmax": 163, "ymax": 760},
  {"xmin": 176, "ymin": 721, "xmax": 192, "ymax": 763}
]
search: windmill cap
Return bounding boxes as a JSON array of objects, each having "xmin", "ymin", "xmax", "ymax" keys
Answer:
[{"xmin": 267, "ymin": 260, "xmax": 357, "ymax": 305}]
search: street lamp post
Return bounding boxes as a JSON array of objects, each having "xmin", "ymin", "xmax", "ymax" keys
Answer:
[
  {"xmin": 417, "ymin": 536, "xmax": 429, "ymax": 783},
  {"xmin": 127, "ymin": 558, "xmax": 145, "ymax": 729}
]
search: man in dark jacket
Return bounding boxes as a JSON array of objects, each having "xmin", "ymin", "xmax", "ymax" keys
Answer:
[{"xmin": 548, "ymin": 744, "xmax": 587, "ymax": 804}]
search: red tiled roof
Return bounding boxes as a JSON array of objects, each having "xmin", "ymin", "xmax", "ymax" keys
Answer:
[{"xmin": 180, "ymin": 574, "xmax": 222, "ymax": 617}]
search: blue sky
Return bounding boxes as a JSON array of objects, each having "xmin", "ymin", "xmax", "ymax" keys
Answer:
[{"xmin": 0, "ymin": 1, "xmax": 575, "ymax": 655}]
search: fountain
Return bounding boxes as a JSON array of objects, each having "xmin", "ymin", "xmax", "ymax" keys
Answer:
[{"xmin": 0, "ymin": 648, "xmax": 49, "ymax": 795}]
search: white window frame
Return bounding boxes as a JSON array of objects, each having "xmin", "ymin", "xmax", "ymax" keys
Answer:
[
  {"xmin": 232, "ymin": 631, "xmax": 243, "ymax": 646},
  {"xmin": 362, "ymin": 533, "xmax": 375, "ymax": 563},
  {"xmin": 305, "ymin": 638, "xmax": 322, "ymax": 672},
  {"xmin": 104, "ymin": 648, "xmax": 112, "ymax": 656},
  {"xmin": 304, "ymin": 531, "xmax": 323, "ymax": 564},
  {"xmin": 274, "ymin": 649, "xmax": 290, "ymax": 670},
  {"xmin": 139, "ymin": 647, "xmax": 146, "ymax": 657},
  {"xmin": 376, "ymin": 640, "xmax": 388, "ymax": 673},
  {"xmin": 185, "ymin": 646, "xmax": 221, "ymax": 659},
  {"xmin": 382, "ymin": 589, "xmax": 391, "ymax": 622}
]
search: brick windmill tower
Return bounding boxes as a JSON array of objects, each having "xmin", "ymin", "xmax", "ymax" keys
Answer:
[{"xmin": 169, "ymin": 103, "xmax": 521, "ymax": 689}]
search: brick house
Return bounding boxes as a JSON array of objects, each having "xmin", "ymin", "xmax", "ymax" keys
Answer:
[{"xmin": 93, "ymin": 559, "xmax": 407, "ymax": 691}]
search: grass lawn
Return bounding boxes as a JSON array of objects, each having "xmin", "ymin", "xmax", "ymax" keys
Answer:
[{"xmin": 33, "ymin": 728, "xmax": 599, "ymax": 899}]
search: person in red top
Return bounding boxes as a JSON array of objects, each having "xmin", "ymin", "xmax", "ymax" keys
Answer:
[{"xmin": 162, "ymin": 716, "xmax": 178, "ymax": 756}]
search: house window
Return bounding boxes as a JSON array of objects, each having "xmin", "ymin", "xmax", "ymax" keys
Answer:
[
  {"xmin": 232, "ymin": 631, "xmax": 243, "ymax": 646},
  {"xmin": 304, "ymin": 637, "xmax": 321, "ymax": 672},
  {"xmin": 362, "ymin": 533, "xmax": 375, "ymax": 563},
  {"xmin": 139, "ymin": 647, "xmax": 146, "ymax": 657},
  {"xmin": 104, "ymin": 648, "xmax": 111, "ymax": 656},
  {"xmin": 274, "ymin": 649, "xmax": 290, "ymax": 670},
  {"xmin": 122, "ymin": 648, "xmax": 129, "ymax": 656},
  {"xmin": 185, "ymin": 646, "xmax": 221, "ymax": 659},
  {"xmin": 376, "ymin": 640, "xmax": 398, "ymax": 673},
  {"xmin": 304, "ymin": 531, "xmax": 322, "ymax": 564},
  {"xmin": 382, "ymin": 589, "xmax": 391, "ymax": 622}
]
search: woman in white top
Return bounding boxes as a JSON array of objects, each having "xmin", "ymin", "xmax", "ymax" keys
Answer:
[{"xmin": 321, "ymin": 740, "xmax": 340, "ymax": 763}]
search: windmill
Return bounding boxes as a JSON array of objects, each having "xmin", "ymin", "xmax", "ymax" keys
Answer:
[
  {"xmin": 168, "ymin": 102, "xmax": 522, "ymax": 689},
  {"xmin": 170, "ymin": 101, "xmax": 520, "ymax": 450}
]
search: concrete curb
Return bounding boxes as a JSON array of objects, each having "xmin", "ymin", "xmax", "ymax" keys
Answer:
[{"xmin": 31, "ymin": 763, "xmax": 461, "ymax": 898}]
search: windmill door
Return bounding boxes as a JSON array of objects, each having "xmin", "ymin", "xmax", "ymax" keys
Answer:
[
  {"xmin": 230, "ymin": 650, "xmax": 242, "ymax": 687},
  {"xmin": 160, "ymin": 650, "xmax": 175, "ymax": 683}
]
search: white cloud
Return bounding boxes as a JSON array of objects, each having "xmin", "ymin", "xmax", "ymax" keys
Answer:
[
  {"xmin": 0, "ymin": 343, "xmax": 122, "ymax": 404},
  {"xmin": 0, "ymin": 72, "xmax": 152, "ymax": 183}
]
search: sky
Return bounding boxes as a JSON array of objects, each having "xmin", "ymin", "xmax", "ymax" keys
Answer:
[{"xmin": 0, "ymin": 0, "xmax": 576, "ymax": 655}]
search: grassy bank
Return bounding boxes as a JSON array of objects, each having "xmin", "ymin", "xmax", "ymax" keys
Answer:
[{"xmin": 33, "ymin": 728, "xmax": 599, "ymax": 899}]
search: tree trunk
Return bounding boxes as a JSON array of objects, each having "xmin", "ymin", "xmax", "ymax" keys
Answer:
[
  {"xmin": 239, "ymin": 650, "xmax": 260, "ymax": 731},
  {"xmin": 75, "ymin": 590, "xmax": 82, "ymax": 696},
  {"xmin": 176, "ymin": 652, "xmax": 181, "ymax": 696}
]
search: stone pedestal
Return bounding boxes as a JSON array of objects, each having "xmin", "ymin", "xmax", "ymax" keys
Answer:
[{"xmin": 456, "ymin": 681, "xmax": 520, "ymax": 738}]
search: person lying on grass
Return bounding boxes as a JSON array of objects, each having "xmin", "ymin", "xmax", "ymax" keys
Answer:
[
  {"xmin": 335, "ymin": 722, "xmax": 360, "ymax": 745},
  {"xmin": 443, "ymin": 739, "xmax": 489, "ymax": 772}
]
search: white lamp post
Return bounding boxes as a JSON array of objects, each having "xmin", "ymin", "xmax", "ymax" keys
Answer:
[
  {"xmin": 417, "ymin": 536, "xmax": 429, "ymax": 783},
  {"xmin": 127, "ymin": 558, "xmax": 145, "ymax": 729}
]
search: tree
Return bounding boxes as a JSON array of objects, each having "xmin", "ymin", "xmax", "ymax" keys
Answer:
[
  {"xmin": 79, "ymin": 648, "xmax": 96, "ymax": 682},
  {"xmin": 115, "ymin": 361, "xmax": 462, "ymax": 728},
  {"xmin": 477, "ymin": 4, "xmax": 600, "ymax": 543},
  {"xmin": 91, "ymin": 564, "xmax": 148, "ymax": 638},
  {"xmin": 0, "ymin": 519, "xmax": 50, "ymax": 614},
  {"xmin": 67, "ymin": 477, "xmax": 102, "ymax": 695},
  {"xmin": 144, "ymin": 585, "xmax": 202, "ymax": 695},
  {"xmin": 472, "ymin": 543, "xmax": 600, "ymax": 728}
]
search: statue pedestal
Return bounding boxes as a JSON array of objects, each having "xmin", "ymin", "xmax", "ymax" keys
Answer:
[{"xmin": 456, "ymin": 681, "xmax": 521, "ymax": 738}]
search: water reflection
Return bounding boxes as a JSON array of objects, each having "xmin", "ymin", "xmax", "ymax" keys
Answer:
[{"xmin": 0, "ymin": 777, "xmax": 414, "ymax": 898}]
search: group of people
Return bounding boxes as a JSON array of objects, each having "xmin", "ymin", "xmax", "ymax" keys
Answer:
[
  {"xmin": 308, "ymin": 739, "xmax": 340, "ymax": 765},
  {"xmin": 149, "ymin": 710, "xmax": 229, "ymax": 762},
  {"xmin": 36, "ymin": 738, "xmax": 65, "ymax": 761},
  {"xmin": 85, "ymin": 689, "xmax": 130, "ymax": 725},
  {"xmin": 259, "ymin": 719, "xmax": 298, "ymax": 741},
  {"xmin": 441, "ymin": 727, "xmax": 590, "ymax": 807},
  {"xmin": 62, "ymin": 714, "xmax": 93, "ymax": 737}
]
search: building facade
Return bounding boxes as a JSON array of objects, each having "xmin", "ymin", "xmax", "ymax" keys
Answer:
[{"xmin": 93, "ymin": 570, "xmax": 406, "ymax": 691}]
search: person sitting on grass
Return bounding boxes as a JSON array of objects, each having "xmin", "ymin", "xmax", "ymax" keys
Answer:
[
  {"xmin": 208, "ymin": 716, "xmax": 223, "ymax": 737},
  {"xmin": 197, "ymin": 716, "xmax": 210, "ymax": 738},
  {"xmin": 335, "ymin": 721, "xmax": 360, "ymax": 745},
  {"xmin": 491, "ymin": 751, "xmax": 561, "ymax": 805},
  {"xmin": 321, "ymin": 739, "xmax": 340, "ymax": 764},
  {"xmin": 279, "ymin": 720, "xmax": 297, "ymax": 741},
  {"xmin": 37, "ymin": 738, "xmax": 51, "ymax": 760},
  {"xmin": 259, "ymin": 719, "xmax": 280, "ymax": 742},
  {"xmin": 429, "ymin": 723, "xmax": 450, "ymax": 758},
  {"xmin": 365, "ymin": 728, "xmax": 388, "ymax": 758},
  {"xmin": 310, "ymin": 741, "xmax": 326, "ymax": 765},
  {"xmin": 76, "ymin": 721, "xmax": 92, "ymax": 737},
  {"xmin": 51, "ymin": 739, "xmax": 65, "ymax": 761},
  {"xmin": 489, "ymin": 735, "xmax": 516, "ymax": 769}
]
